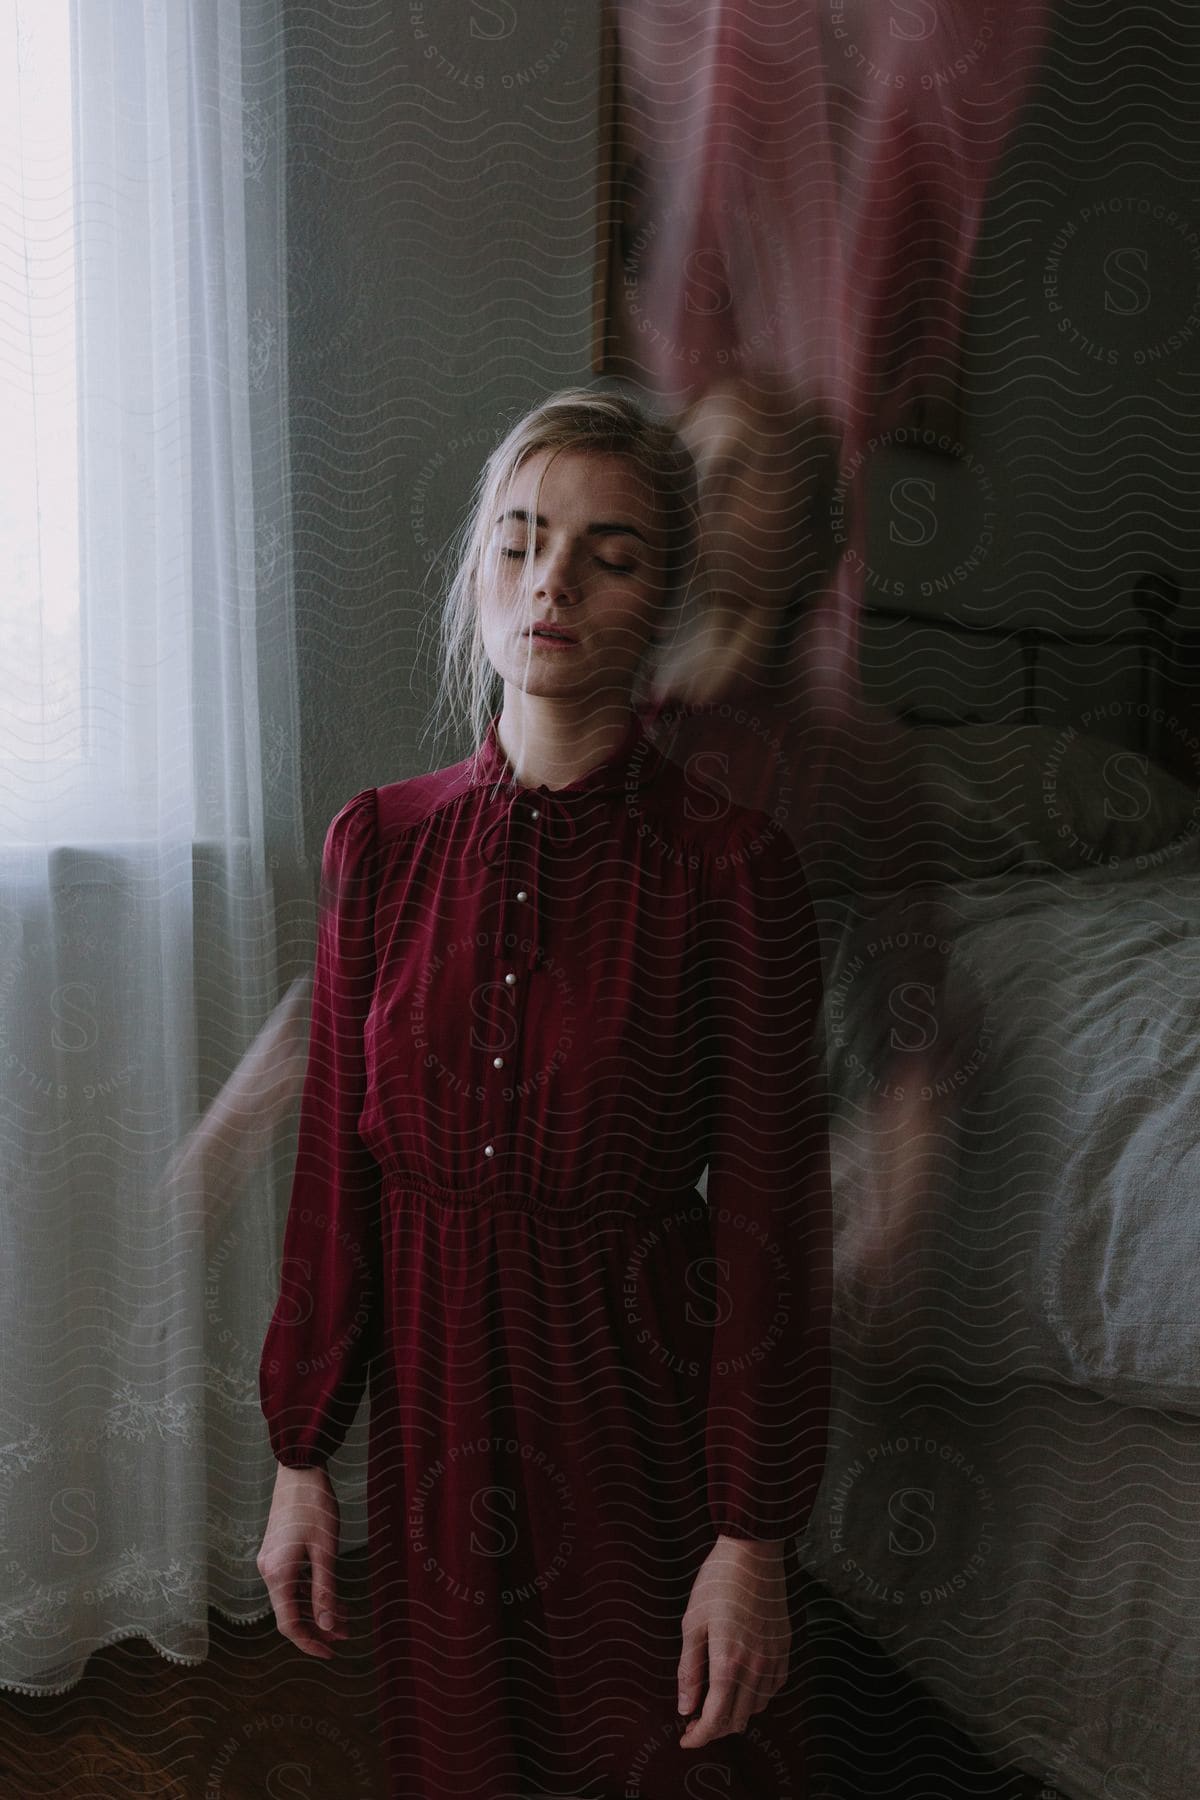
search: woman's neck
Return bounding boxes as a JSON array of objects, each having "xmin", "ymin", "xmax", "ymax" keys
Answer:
[{"xmin": 496, "ymin": 688, "xmax": 636, "ymax": 791}]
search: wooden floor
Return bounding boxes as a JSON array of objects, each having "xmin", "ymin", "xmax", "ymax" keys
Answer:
[{"xmin": 0, "ymin": 1553, "xmax": 1048, "ymax": 1799}]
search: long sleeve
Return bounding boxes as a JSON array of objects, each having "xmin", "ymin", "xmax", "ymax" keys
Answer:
[
  {"xmin": 258, "ymin": 787, "xmax": 383, "ymax": 1469},
  {"xmin": 700, "ymin": 815, "xmax": 832, "ymax": 1542}
]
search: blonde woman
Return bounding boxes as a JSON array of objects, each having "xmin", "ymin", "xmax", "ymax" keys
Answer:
[{"xmin": 257, "ymin": 387, "xmax": 831, "ymax": 1800}]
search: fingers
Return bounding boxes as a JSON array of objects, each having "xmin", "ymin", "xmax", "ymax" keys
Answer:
[
  {"xmin": 680, "ymin": 1663, "xmax": 740, "ymax": 1748},
  {"xmin": 259, "ymin": 1546, "xmax": 334, "ymax": 1660},
  {"xmin": 681, "ymin": 1671, "xmax": 735, "ymax": 1747},
  {"xmin": 676, "ymin": 1617, "xmax": 707, "ymax": 1717},
  {"xmin": 308, "ymin": 1543, "xmax": 349, "ymax": 1644},
  {"xmin": 257, "ymin": 1535, "xmax": 347, "ymax": 1659},
  {"xmin": 727, "ymin": 1674, "xmax": 760, "ymax": 1738},
  {"xmin": 679, "ymin": 1652, "xmax": 789, "ymax": 1748}
]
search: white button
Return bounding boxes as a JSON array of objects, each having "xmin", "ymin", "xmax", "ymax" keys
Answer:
[
  {"xmin": 504, "ymin": 971, "xmax": 516, "ymax": 986},
  {"xmin": 529, "ymin": 807, "xmax": 539, "ymax": 819},
  {"xmin": 516, "ymin": 889, "xmax": 528, "ymax": 902},
  {"xmin": 493, "ymin": 1056, "xmax": 504, "ymax": 1068},
  {"xmin": 483, "ymin": 1143, "xmax": 495, "ymax": 1157}
]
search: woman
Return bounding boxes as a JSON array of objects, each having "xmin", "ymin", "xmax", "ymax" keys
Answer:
[{"xmin": 256, "ymin": 387, "xmax": 832, "ymax": 1800}]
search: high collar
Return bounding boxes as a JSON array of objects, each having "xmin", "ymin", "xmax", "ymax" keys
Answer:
[{"xmin": 471, "ymin": 705, "xmax": 659, "ymax": 800}]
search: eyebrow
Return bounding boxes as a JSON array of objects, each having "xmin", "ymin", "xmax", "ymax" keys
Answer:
[{"xmin": 494, "ymin": 507, "xmax": 650, "ymax": 546}]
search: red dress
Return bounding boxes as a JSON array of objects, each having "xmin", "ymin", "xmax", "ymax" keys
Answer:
[{"xmin": 259, "ymin": 704, "xmax": 832, "ymax": 1800}]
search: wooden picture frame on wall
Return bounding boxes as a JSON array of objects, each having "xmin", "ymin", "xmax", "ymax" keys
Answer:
[
  {"xmin": 589, "ymin": 0, "xmax": 620, "ymax": 376},
  {"xmin": 591, "ymin": 0, "xmax": 697, "ymax": 396}
]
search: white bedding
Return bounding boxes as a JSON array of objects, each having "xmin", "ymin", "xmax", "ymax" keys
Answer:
[
  {"xmin": 799, "ymin": 815, "xmax": 1200, "ymax": 1799},
  {"xmin": 820, "ymin": 843, "xmax": 1200, "ymax": 1411}
]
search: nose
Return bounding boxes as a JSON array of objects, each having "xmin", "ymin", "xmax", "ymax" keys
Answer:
[{"xmin": 533, "ymin": 541, "xmax": 579, "ymax": 606}]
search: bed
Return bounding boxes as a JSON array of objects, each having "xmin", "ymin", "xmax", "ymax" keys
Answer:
[{"xmin": 792, "ymin": 574, "xmax": 1200, "ymax": 1799}]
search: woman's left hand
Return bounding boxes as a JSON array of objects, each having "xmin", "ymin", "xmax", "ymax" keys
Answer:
[{"xmin": 676, "ymin": 1535, "xmax": 793, "ymax": 1747}]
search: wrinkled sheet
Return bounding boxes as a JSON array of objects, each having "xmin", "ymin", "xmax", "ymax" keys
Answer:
[
  {"xmin": 798, "ymin": 845, "xmax": 1200, "ymax": 1796},
  {"xmin": 824, "ymin": 844, "xmax": 1200, "ymax": 1408}
]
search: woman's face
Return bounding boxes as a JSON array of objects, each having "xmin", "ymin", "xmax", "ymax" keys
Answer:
[{"xmin": 478, "ymin": 448, "xmax": 668, "ymax": 701}]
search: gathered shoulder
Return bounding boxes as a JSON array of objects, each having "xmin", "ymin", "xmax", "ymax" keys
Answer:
[
  {"xmin": 323, "ymin": 785, "xmax": 376, "ymax": 856},
  {"xmin": 374, "ymin": 752, "xmax": 479, "ymax": 842},
  {"xmin": 315, "ymin": 787, "xmax": 379, "ymax": 915}
]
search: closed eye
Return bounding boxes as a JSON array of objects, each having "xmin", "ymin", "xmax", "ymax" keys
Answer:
[{"xmin": 501, "ymin": 547, "xmax": 636, "ymax": 575}]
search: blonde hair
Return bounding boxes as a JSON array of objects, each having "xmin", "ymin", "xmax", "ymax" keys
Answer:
[{"xmin": 422, "ymin": 385, "xmax": 702, "ymax": 763}]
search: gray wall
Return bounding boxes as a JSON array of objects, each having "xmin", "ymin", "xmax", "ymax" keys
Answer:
[{"xmin": 285, "ymin": 0, "xmax": 602, "ymax": 850}]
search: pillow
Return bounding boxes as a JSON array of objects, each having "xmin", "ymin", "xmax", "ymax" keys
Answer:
[{"xmin": 903, "ymin": 721, "xmax": 1200, "ymax": 879}]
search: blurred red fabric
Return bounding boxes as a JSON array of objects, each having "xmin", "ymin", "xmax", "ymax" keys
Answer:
[
  {"xmin": 616, "ymin": 0, "xmax": 1053, "ymax": 722},
  {"xmin": 616, "ymin": 0, "xmax": 1052, "ymax": 438}
]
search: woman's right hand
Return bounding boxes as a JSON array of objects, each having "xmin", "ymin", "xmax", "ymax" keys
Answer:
[{"xmin": 257, "ymin": 1464, "xmax": 349, "ymax": 1659}]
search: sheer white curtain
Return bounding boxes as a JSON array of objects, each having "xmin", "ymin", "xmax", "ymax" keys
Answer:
[{"xmin": 0, "ymin": 0, "xmax": 309, "ymax": 1691}]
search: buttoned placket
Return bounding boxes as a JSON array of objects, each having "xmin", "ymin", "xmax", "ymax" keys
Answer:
[{"xmin": 476, "ymin": 783, "xmax": 580, "ymax": 1167}]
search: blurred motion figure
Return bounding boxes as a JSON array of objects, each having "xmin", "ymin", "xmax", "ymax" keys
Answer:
[{"xmin": 614, "ymin": 0, "xmax": 1052, "ymax": 1278}]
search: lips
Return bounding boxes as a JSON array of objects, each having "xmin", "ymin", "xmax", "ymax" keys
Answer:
[{"xmin": 525, "ymin": 625, "xmax": 578, "ymax": 644}]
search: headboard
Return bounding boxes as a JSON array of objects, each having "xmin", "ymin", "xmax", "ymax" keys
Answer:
[{"xmin": 859, "ymin": 566, "xmax": 1186, "ymax": 770}]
